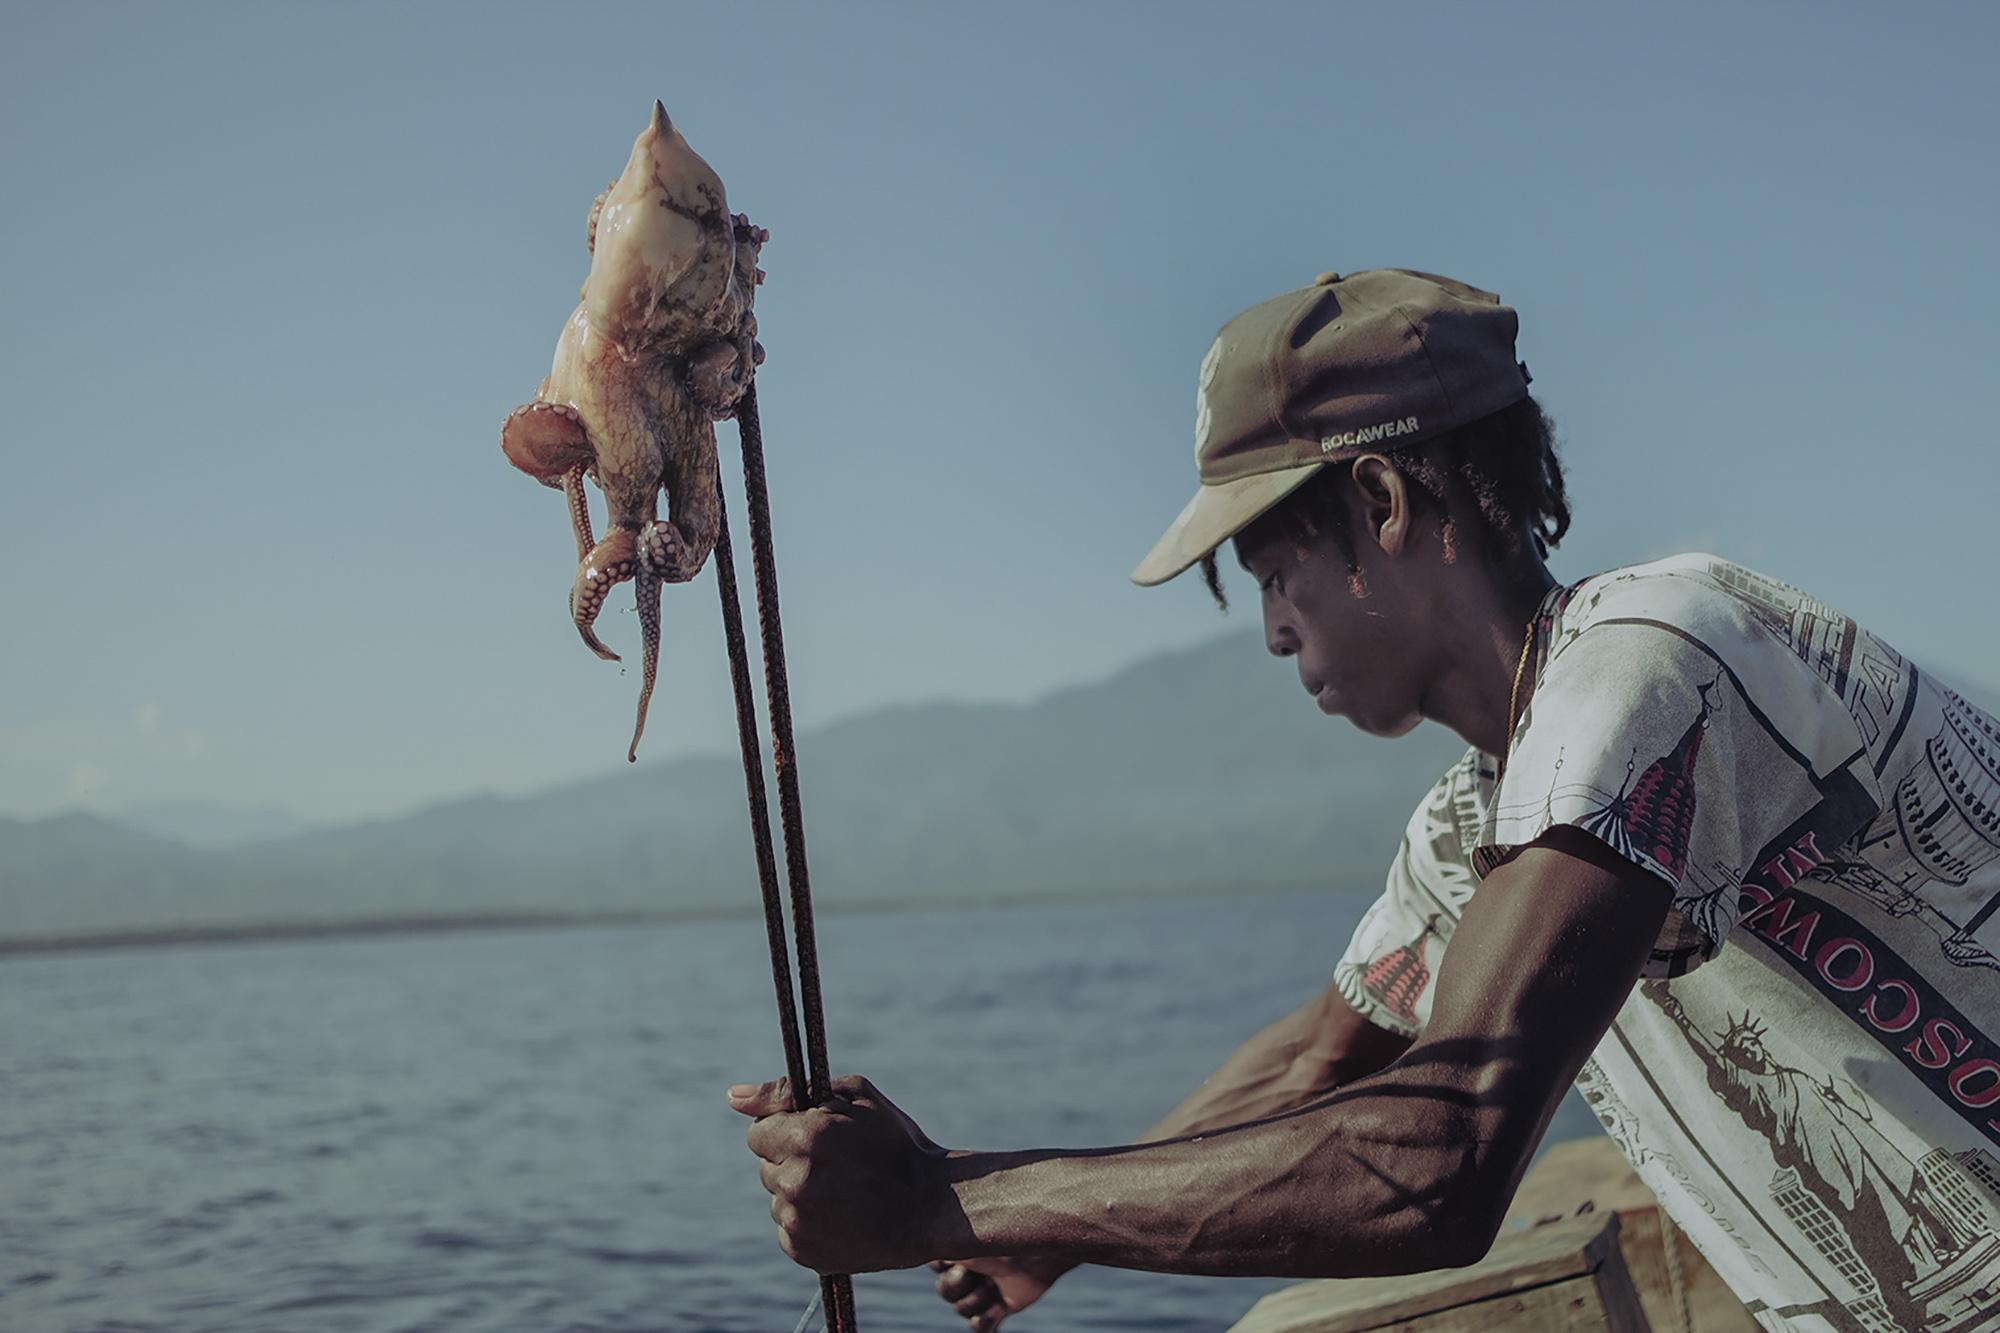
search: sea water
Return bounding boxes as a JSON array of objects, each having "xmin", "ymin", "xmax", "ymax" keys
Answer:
[{"xmin": 1, "ymin": 891, "xmax": 1601, "ymax": 1332}]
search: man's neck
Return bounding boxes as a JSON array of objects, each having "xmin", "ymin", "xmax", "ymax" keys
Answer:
[{"xmin": 1420, "ymin": 558, "xmax": 1558, "ymax": 758}]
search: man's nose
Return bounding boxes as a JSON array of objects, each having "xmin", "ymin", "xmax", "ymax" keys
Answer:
[{"xmin": 1263, "ymin": 608, "xmax": 1298, "ymax": 658}]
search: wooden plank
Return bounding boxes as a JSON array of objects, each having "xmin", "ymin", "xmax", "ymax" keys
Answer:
[
  {"xmin": 1502, "ymin": 1138, "xmax": 1759, "ymax": 1332},
  {"xmin": 1504, "ymin": 1137, "xmax": 1658, "ymax": 1226},
  {"xmin": 1390, "ymin": 1273, "xmax": 1620, "ymax": 1332},
  {"xmin": 1228, "ymin": 1211, "xmax": 1630, "ymax": 1333},
  {"xmin": 1591, "ymin": 1219, "xmax": 1654, "ymax": 1333},
  {"xmin": 1613, "ymin": 1202, "xmax": 1762, "ymax": 1332}
]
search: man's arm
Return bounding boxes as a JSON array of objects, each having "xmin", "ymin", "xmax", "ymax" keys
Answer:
[
  {"xmin": 742, "ymin": 825, "xmax": 1671, "ymax": 1279},
  {"xmin": 924, "ymin": 827, "xmax": 1668, "ymax": 1275},
  {"xmin": 928, "ymin": 976, "xmax": 1414, "ymax": 1326},
  {"xmin": 1137, "ymin": 978, "xmax": 1414, "ymax": 1142}
]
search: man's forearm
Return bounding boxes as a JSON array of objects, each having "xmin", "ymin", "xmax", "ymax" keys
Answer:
[
  {"xmin": 926, "ymin": 982, "xmax": 1412, "ymax": 1287},
  {"xmin": 911, "ymin": 839, "xmax": 1667, "ymax": 1282},
  {"xmin": 1013, "ymin": 982, "xmax": 1414, "ymax": 1282},
  {"xmin": 1141, "ymin": 983, "xmax": 1412, "ymax": 1142},
  {"xmin": 929, "ymin": 1054, "xmax": 1505, "ymax": 1279},
  {"xmin": 1137, "ymin": 1010, "xmax": 1332, "ymax": 1142}
]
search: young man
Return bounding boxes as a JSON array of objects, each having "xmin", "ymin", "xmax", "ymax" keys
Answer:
[{"xmin": 731, "ymin": 270, "xmax": 2000, "ymax": 1331}]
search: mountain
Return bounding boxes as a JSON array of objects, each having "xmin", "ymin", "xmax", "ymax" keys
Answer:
[
  {"xmin": 0, "ymin": 813, "xmax": 221, "ymax": 939},
  {"xmin": 115, "ymin": 800, "xmax": 316, "ymax": 850},
  {"xmin": 0, "ymin": 633, "xmax": 1462, "ymax": 946},
  {"xmin": 8, "ymin": 635, "xmax": 1998, "ymax": 950}
]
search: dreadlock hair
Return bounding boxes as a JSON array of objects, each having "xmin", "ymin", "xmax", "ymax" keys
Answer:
[{"xmin": 1196, "ymin": 394, "xmax": 1569, "ymax": 611}]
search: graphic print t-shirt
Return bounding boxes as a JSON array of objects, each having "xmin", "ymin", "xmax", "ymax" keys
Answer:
[{"xmin": 1334, "ymin": 554, "xmax": 2000, "ymax": 1333}]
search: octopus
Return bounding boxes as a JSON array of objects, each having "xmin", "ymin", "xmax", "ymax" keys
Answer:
[{"xmin": 501, "ymin": 100, "xmax": 766, "ymax": 761}]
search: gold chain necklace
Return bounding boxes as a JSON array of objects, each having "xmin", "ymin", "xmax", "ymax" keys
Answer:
[{"xmin": 1495, "ymin": 604, "xmax": 1543, "ymax": 787}]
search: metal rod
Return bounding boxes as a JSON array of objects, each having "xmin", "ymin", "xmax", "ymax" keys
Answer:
[
  {"xmin": 713, "ymin": 487, "xmax": 809, "ymax": 1099},
  {"xmin": 733, "ymin": 384, "xmax": 856, "ymax": 1332}
]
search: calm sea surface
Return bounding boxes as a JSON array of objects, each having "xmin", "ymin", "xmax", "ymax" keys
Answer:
[{"xmin": 2, "ymin": 891, "xmax": 1600, "ymax": 1332}]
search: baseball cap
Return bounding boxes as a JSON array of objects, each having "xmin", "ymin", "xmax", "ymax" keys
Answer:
[{"xmin": 1130, "ymin": 268, "xmax": 1532, "ymax": 587}]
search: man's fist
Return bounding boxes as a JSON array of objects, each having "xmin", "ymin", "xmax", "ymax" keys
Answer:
[
  {"xmin": 729, "ymin": 1074, "xmax": 954, "ymax": 1274},
  {"xmin": 930, "ymin": 1254, "xmax": 1073, "ymax": 1331}
]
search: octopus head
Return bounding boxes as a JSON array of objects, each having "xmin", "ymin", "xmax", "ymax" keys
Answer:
[{"xmin": 583, "ymin": 100, "xmax": 737, "ymax": 357}]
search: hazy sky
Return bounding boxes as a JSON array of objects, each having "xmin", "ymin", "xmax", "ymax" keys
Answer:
[{"xmin": 2, "ymin": 2, "xmax": 1995, "ymax": 824}]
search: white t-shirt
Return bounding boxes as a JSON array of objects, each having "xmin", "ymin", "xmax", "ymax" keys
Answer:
[{"xmin": 1335, "ymin": 554, "xmax": 2000, "ymax": 1333}]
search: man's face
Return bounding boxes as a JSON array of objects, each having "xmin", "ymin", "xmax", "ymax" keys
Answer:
[{"xmin": 1230, "ymin": 511, "xmax": 1432, "ymax": 739}]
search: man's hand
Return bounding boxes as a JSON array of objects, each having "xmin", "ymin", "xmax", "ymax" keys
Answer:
[
  {"xmin": 929, "ymin": 1255, "xmax": 1072, "ymax": 1331},
  {"xmin": 728, "ymin": 1074, "xmax": 954, "ymax": 1275}
]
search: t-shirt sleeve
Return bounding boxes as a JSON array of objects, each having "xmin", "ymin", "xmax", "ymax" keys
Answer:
[
  {"xmin": 1476, "ymin": 575, "xmax": 1884, "ymax": 977},
  {"xmin": 1335, "ymin": 749, "xmax": 1489, "ymax": 1037}
]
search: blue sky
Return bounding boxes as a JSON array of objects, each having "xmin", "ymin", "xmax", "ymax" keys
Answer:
[{"xmin": 1, "ymin": 2, "xmax": 1995, "ymax": 823}]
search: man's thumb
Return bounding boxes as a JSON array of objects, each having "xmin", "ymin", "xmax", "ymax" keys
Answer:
[{"xmin": 725, "ymin": 1077, "xmax": 794, "ymax": 1115}]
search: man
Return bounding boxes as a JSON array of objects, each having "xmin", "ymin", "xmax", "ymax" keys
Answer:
[{"xmin": 731, "ymin": 270, "xmax": 2000, "ymax": 1331}]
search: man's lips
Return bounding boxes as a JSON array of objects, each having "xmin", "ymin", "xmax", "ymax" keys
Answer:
[{"xmin": 1305, "ymin": 678, "xmax": 1340, "ymax": 715}]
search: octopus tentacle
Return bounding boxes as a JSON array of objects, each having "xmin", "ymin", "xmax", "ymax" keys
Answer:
[
  {"xmin": 584, "ymin": 179, "xmax": 617, "ymax": 256},
  {"xmin": 637, "ymin": 516, "xmax": 698, "ymax": 582},
  {"xmin": 501, "ymin": 400, "xmax": 592, "ymax": 482},
  {"xmin": 571, "ymin": 528, "xmax": 637, "ymax": 661},
  {"xmin": 561, "ymin": 464, "xmax": 595, "ymax": 563},
  {"xmin": 627, "ymin": 560, "xmax": 663, "ymax": 762},
  {"xmin": 638, "ymin": 381, "xmax": 720, "ymax": 582}
]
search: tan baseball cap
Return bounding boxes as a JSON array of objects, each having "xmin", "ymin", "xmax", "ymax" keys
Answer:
[{"xmin": 1131, "ymin": 268, "xmax": 1532, "ymax": 586}]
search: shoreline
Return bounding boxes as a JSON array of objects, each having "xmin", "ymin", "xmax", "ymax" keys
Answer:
[{"xmin": 0, "ymin": 881, "xmax": 1349, "ymax": 959}]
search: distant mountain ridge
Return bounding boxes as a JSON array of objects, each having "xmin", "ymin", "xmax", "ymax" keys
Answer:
[
  {"xmin": 115, "ymin": 800, "xmax": 317, "ymax": 850},
  {"xmin": 0, "ymin": 633, "xmax": 1462, "ymax": 946},
  {"xmin": 6, "ymin": 634, "xmax": 1997, "ymax": 949}
]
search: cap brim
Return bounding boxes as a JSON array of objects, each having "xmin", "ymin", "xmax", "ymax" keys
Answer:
[{"xmin": 1129, "ymin": 461, "xmax": 1326, "ymax": 587}]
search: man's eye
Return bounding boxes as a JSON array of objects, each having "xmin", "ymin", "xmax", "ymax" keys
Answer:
[{"xmin": 1258, "ymin": 571, "xmax": 1280, "ymax": 594}]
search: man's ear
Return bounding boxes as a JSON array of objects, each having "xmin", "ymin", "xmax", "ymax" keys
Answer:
[{"xmin": 1346, "ymin": 453, "xmax": 1410, "ymax": 556}]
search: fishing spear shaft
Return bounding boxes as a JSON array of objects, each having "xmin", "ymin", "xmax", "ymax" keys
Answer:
[
  {"xmin": 731, "ymin": 384, "xmax": 858, "ymax": 1332},
  {"xmin": 712, "ymin": 490, "xmax": 809, "ymax": 1103}
]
